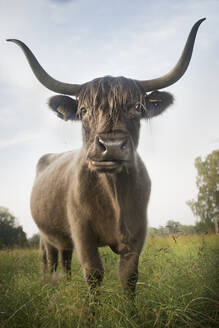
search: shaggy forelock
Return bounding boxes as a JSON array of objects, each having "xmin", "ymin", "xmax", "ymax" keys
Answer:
[{"xmin": 78, "ymin": 76, "xmax": 145, "ymax": 117}]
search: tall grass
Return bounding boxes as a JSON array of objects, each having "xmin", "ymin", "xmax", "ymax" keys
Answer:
[{"xmin": 0, "ymin": 235, "xmax": 218, "ymax": 327}]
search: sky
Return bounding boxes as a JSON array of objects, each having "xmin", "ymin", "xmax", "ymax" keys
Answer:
[{"xmin": 0, "ymin": 0, "xmax": 218, "ymax": 237}]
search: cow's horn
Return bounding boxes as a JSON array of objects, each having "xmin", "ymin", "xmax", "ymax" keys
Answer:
[
  {"xmin": 6, "ymin": 39, "xmax": 81, "ymax": 96},
  {"xmin": 137, "ymin": 18, "xmax": 205, "ymax": 92}
]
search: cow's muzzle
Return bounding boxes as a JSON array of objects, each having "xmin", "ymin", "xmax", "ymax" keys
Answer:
[{"xmin": 88, "ymin": 134, "xmax": 133, "ymax": 172}]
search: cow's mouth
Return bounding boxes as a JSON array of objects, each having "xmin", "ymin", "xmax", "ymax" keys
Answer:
[{"xmin": 89, "ymin": 160, "xmax": 124, "ymax": 172}]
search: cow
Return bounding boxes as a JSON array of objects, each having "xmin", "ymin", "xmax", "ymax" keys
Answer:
[{"xmin": 7, "ymin": 19, "xmax": 205, "ymax": 297}]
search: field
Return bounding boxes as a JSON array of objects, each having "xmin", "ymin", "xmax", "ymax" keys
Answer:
[{"xmin": 0, "ymin": 235, "xmax": 218, "ymax": 328}]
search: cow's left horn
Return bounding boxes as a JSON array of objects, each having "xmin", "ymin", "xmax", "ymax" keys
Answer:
[
  {"xmin": 7, "ymin": 39, "xmax": 81, "ymax": 96},
  {"xmin": 137, "ymin": 18, "xmax": 205, "ymax": 92}
]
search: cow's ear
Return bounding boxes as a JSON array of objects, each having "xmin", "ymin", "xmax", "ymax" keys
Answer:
[
  {"xmin": 144, "ymin": 91, "xmax": 174, "ymax": 118},
  {"xmin": 48, "ymin": 95, "xmax": 79, "ymax": 121}
]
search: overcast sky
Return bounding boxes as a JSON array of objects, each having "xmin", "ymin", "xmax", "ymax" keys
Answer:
[{"xmin": 0, "ymin": 0, "xmax": 218, "ymax": 237}]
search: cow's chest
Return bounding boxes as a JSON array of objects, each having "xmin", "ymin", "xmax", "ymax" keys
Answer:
[{"xmin": 72, "ymin": 171, "xmax": 141, "ymax": 250}]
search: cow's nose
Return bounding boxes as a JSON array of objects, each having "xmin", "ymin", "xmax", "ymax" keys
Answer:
[{"xmin": 96, "ymin": 136, "xmax": 129, "ymax": 158}]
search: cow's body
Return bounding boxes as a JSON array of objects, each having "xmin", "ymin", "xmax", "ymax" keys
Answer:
[
  {"xmin": 31, "ymin": 148, "xmax": 150, "ymax": 292},
  {"xmin": 33, "ymin": 150, "xmax": 150, "ymax": 252},
  {"xmin": 8, "ymin": 19, "xmax": 205, "ymax": 296}
]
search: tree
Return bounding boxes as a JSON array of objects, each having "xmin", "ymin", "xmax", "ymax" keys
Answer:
[
  {"xmin": 187, "ymin": 150, "xmax": 219, "ymax": 232},
  {"xmin": 166, "ymin": 220, "xmax": 180, "ymax": 234},
  {"xmin": 0, "ymin": 207, "xmax": 27, "ymax": 248},
  {"xmin": 28, "ymin": 233, "xmax": 40, "ymax": 247}
]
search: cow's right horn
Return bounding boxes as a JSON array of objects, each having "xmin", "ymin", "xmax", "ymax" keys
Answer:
[
  {"xmin": 137, "ymin": 18, "xmax": 206, "ymax": 92},
  {"xmin": 7, "ymin": 39, "xmax": 81, "ymax": 96}
]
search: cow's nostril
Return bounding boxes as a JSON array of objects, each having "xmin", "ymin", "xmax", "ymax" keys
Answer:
[
  {"xmin": 98, "ymin": 137, "xmax": 107, "ymax": 152},
  {"xmin": 121, "ymin": 138, "xmax": 128, "ymax": 150}
]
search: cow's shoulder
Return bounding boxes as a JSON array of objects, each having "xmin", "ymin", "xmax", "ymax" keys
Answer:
[
  {"xmin": 36, "ymin": 151, "xmax": 78, "ymax": 174},
  {"xmin": 37, "ymin": 149, "xmax": 80, "ymax": 174},
  {"xmin": 36, "ymin": 153, "xmax": 59, "ymax": 172}
]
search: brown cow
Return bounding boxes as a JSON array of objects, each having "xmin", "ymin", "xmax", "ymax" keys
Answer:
[{"xmin": 7, "ymin": 19, "xmax": 205, "ymax": 297}]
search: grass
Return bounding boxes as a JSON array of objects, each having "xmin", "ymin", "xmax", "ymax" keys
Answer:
[{"xmin": 0, "ymin": 235, "xmax": 218, "ymax": 327}]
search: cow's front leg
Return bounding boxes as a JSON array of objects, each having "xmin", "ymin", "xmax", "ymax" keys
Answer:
[
  {"xmin": 81, "ymin": 246, "xmax": 104, "ymax": 292},
  {"xmin": 119, "ymin": 251, "xmax": 139, "ymax": 299},
  {"xmin": 73, "ymin": 227, "xmax": 104, "ymax": 292}
]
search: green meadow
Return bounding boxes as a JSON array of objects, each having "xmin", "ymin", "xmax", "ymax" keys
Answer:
[{"xmin": 0, "ymin": 235, "xmax": 218, "ymax": 328}]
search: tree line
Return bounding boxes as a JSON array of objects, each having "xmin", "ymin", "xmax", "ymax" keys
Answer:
[
  {"xmin": 149, "ymin": 220, "xmax": 197, "ymax": 236},
  {"xmin": 0, "ymin": 206, "xmax": 39, "ymax": 249},
  {"xmin": 150, "ymin": 149, "xmax": 218, "ymax": 235},
  {"xmin": 187, "ymin": 149, "xmax": 218, "ymax": 233},
  {"xmin": 0, "ymin": 149, "xmax": 218, "ymax": 248}
]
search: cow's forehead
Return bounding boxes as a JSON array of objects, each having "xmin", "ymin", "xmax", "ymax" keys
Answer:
[{"xmin": 78, "ymin": 76, "xmax": 145, "ymax": 112}]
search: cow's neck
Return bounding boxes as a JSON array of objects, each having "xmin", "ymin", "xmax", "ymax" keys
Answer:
[
  {"xmin": 77, "ymin": 152, "xmax": 140, "ymax": 251},
  {"xmin": 79, "ymin": 148, "xmax": 138, "ymax": 220},
  {"xmin": 99, "ymin": 168, "xmax": 137, "ymax": 249}
]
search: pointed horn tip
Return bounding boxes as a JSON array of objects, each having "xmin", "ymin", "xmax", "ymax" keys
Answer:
[
  {"xmin": 6, "ymin": 39, "xmax": 21, "ymax": 44},
  {"xmin": 191, "ymin": 18, "xmax": 206, "ymax": 34},
  {"xmin": 196, "ymin": 18, "xmax": 206, "ymax": 26}
]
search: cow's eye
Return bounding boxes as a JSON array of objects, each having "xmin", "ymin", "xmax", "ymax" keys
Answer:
[
  {"xmin": 135, "ymin": 103, "xmax": 145, "ymax": 112},
  {"xmin": 80, "ymin": 107, "xmax": 87, "ymax": 115}
]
